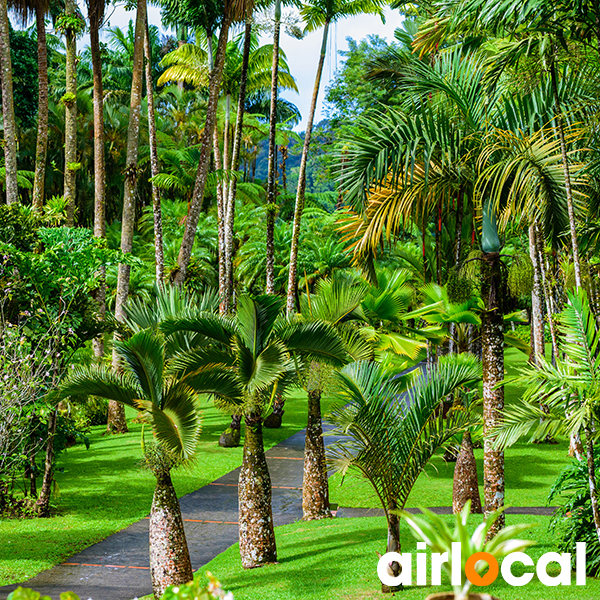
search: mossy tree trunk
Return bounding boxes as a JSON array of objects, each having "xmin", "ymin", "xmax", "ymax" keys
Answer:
[
  {"xmin": 149, "ymin": 469, "xmax": 193, "ymax": 598},
  {"xmin": 238, "ymin": 415, "xmax": 277, "ymax": 568},
  {"xmin": 481, "ymin": 253, "xmax": 505, "ymax": 539},
  {"xmin": 302, "ymin": 389, "xmax": 331, "ymax": 520},
  {"xmin": 452, "ymin": 431, "xmax": 482, "ymax": 514}
]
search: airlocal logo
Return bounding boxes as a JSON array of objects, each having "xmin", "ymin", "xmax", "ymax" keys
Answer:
[{"xmin": 377, "ymin": 542, "xmax": 587, "ymax": 588}]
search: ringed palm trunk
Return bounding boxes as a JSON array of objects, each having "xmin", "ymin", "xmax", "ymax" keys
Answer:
[
  {"xmin": 584, "ymin": 426, "xmax": 600, "ymax": 544},
  {"xmin": 238, "ymin": 415, "xmax": 277, "ymax": 568},
  {"xmin": 144, "ymin": 18, "xmax": 164, "ymax": 284},
  {"xmin": 109, "ymin": 0, "xmax": 147, "ymax": 434},
  {"xmin": 529, "ymin": 223, "xmax": 544, "ymax": 363},
  {"xmin": 149, "ymin": 469, "xmax": 193, "ymax": 598},
  {"xmin": 452, "ymin": 431, "xmax": 482, "ymax": 514},
  {"xmin": 174, "ymin": 18, "xmax": 232, "ymax": 285},
  {"xmin": 285, "ymin": 19, "xmax": 330, "ymax": 315},
  {"xmin": 90, "ymin": 0, "xmax": 106, "ymax": 360},
  {"xmin": 481, "ymin": 252, "xmax": 505, "ymax": 539},
  {"xmin": 63, "ymin": 0, "xmax": 78, "ymax": 225},
  {"xmin": 550, "ymin": 58, "xmax": 582, "ymax": 289},
  {"xmin": 32, "ymin": 6, "xmax": 49, "ymax": 210},
  {"xmin": 302, "ymin": 388, "xmax": 331, "ymax": 520},
  {"xmin": 0, "ymin": 0, "xmax": 18, "ymax": 205},
  {"xmin": 265, "ymin": 0, "xmax": 281, "ymax": 295},
  {"xmin": 223, "ymin": 17, "xmax": 252, "ymax": 313}
]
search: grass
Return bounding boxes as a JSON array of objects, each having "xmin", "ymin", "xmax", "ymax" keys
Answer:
[
  {"xmin": 0, "ymin": 391, "xmax": 323, "ymax": 587},
  {"xmin": 329, "ymin": 347, "xmax": 572, "ymax": 510},
  {"xmin": 189, "ymin": 515, "xmax": 600, "ymax": 600}
]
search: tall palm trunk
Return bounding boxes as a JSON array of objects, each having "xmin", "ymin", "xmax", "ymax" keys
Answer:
[
  {"xmin": 452, "ymin": 431, "xmax": 482, "ymax": 514},
  {"xmin": 481, "ymin": 252, "xmax": 505, "ymax": 539},
  {"xmin": 89, "ymin": 0, "xmax": 106, "ymax": 360},
  {"xmin": 265, "ymin": 0, "xmax": 281, "ymax": 294},
  {"xmin": 584, "ymin": 426, "xmax": 600, "ymax": 544},
  {"xmin": 285, "ymin": 19, "xmax": 330, "ymax": 314},
  {"xmin": 144, "ymin": 18, "xmax": 164, "ymax": 284},
  {"xmin": 238, "ymin": 416, "xmax": 277, "ymax": 568},
  {"xmin": 32, "ymin": 6, "xmax": 49, "ymax": 210},
  {"xmin": 109, "ymin": 0, "xmax": 147, "ymax": 434},
  {"xmin": 174, "ymin": 18, "xmax": 232, "ymax": 285},
  {"xmin": 550, "ymin": 58, "xmax": 582, "ymax": 288},
  {"xmin": 302, "ymin": 388, "xmax": 331, "ymax": 520},
  {"xmin": 149, "ymin": 469, "xmax": 193, "ymax": 598},
  {"xmin": 223, "ymin": 18, "xmax": 252, "ymax": 313},
  {"xmin": 63, "ymin": 0, "xmax": 78, "ymax": 225},
  {"xmin": 0, "ymin": 0, "xmax": 18, "ymax": 204},
  {"xmin": 529, "ymin": 223, "xmax": 544, "ymax": 363},
  {"xmin": 448, "ymin": 192, "xmax": 464, "ymax": 354}
]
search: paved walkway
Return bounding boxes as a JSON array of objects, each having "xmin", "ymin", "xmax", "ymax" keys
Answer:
[{"xmin": 0, "ymin": 427, "xmax": 556, "ymax": 600}]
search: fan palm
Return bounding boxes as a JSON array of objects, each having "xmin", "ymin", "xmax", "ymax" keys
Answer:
[
  {"xmin": 163, "ymin": 294, "xmax": 347, "ymax": 568},
  {"xmin": 492, "ymin": 289, "xmax": 600, "ymax": 544},
  {"xmin": 55, "ymin": 331, "xmax": 202, "ymax": 598},
  {"xmin": 327, "ymin": 354, "xmax": 481, "ymax": 584}
]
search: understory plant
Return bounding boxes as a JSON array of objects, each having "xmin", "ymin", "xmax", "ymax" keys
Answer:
[{"xmin": 399, "ymin": 502, "xmax": 536, "ymax": 600}]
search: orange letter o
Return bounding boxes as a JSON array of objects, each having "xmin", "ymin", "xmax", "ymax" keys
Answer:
[{"xmin": 465, "ymin": 552, "xmax": 499, "ymax": 586}]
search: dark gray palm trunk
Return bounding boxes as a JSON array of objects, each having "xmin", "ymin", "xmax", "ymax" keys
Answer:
[
  {"xmin": 238, "ymin": 416, "xmax": 277, "ymax": 568},
  {"xmin": 144, "ymin": 18, "xmax": 164, "ymax": 284},
  {"xmin": 265, "ymin": 0, "xmax": 281, "ymax": 295},
  {"xmin": 302, "ymin": 389, "xmax": 331, "ymax": 520},
  {"xmin": 452, "ymin": 431, "xmax": 482, "ymax": 514},
  {"xmin": 174, "ymin": 18, "xmax": 232, "ymax": 285},
  {"xmin": 63, "ymin": 0, "xmax": 77, "ymax": 225},
  {"xmin": 481, "ymin": 252, "xmax": 505, "ymax": 538},
  {"xmin": 285, "ymin": 20, "xmax": 330, "ymax": 315},
  {"xmin": 0, "ymin": 0, "xmax": 18, "ymax": 204},
  {"xmin": 32, "ymin": 7, "xmax": 49, "ymax": 210},
  {"xmin": 149, "ymin": 469, "xmax": 193, "ymax": 598}
]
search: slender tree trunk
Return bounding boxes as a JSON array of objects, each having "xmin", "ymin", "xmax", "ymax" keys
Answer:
[
  {"xmin": 0, "ymin": 0, "xmax": 17, "ymax": 204},
  {"xmin": 32, "ymin": 8, "xmax": 49, "ymax": 210},
  {"xmin": 144, "ymin": 18, "xmax": 164, "ymax": 284},
  {"xmin": 449, "ymin": 192, "xmax": 464, "ymax": 354},
  {"xmin": 238, "ymin": 415, "xmax": 277, "ymax": 568},
  {"xmin": 149, "ymin": 469, "xmax": 193, "ymax": 598},
  {"xmin": 286, "ymin": 20, "xmax": 330, "ymax": 314},
  {"xmin": 535, "ymin": 222, "xmax": 559, "ymax": 359},
  {"xmin": 265, "ymin": 0, "xmax": 282, "ymax": 295},
  {"xmin": 481, "ymin": 252, "xmax": 505, "ymax": 539},
  {"xmin": 280, "ymin": 145, "xmax": 287, "ymax": 194},
  {"xmin": 90, "ymin": 4, "xmax": 106, "ymax": 360},
  {"xmin": 63, "ymin": 0, "xmax": 78, "ymax": 225},
  {"xmin": 35, "ymin": 408, "xmax": 58, "ymax": 516},
  {"xmin": 174, "ymin": 19, "xmax": 232, "ymax": 285},
  {"xmin": 302, "ymin": 388, "xmax": 331, "ymax": 520},
  {"xmin": 453, "ymin": 431, "xmax": 482, "ymax": 514},
  {"xmin": 529, "ymin": 224, "xmax": 545, "ymax": 363},
  {"xmin": 550, "ymin": 59, "xmax": 582, "ymax": 288},
  {"xmin": 110, "ymin": 0, "xmax": 147, "ymax": 434},
  {"xmin": 223, "ymin": 18, "xmax": 252, "ymax": 313},
  {"xmin": 214, "ymin": 126, "xmax": 227, "ymax": 310}
]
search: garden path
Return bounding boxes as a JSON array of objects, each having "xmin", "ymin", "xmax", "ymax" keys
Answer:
[{"xmin": 0, "ymin": 426, "xmax": 555, "ymax": 600}]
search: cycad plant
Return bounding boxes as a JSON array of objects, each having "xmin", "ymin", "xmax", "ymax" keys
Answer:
[
  {"xmin": 327, "ymin": 354, "xmax": 482, "ymax": 572},
  {"xmin": 163, "ymin": 294, "xmax": 347, "ymax": 568},
  {"xmin": 55, "ymin": 331, "xmax": 201, "ymax": 598},
  {"xmin": 493, "ymin": 289, "xmax": 600, "ymax": 545}
]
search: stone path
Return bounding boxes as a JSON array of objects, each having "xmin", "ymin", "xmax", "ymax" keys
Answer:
[{"xmin": 0, "ymin": 426, "xmax": 556, "ymax": 600}]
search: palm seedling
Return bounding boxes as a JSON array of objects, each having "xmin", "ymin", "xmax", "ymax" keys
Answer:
[
  {"xmin": 55, "ymin": 331, "xmax": 201, "ymax": 598},
  {"xmin": 327, "ymin": 353, "xmax": 482, "ymax": 592},
  {"xmin": 162, "ymin": 294, "xmax": 347, "ymax": 568}
]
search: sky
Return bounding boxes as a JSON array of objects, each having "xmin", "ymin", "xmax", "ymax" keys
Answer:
[{"xmin": 13, "ymin": 4, "xmax": 403, "ymax": 131}]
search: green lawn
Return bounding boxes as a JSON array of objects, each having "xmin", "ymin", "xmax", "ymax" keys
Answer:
[
  {"xmin": 192, "ymin": 515, "xmax": 600, "ymax": 600},
  {"xmin": 0, "ymin": 391, "xmax": 320, "ymax": 586},
  {"xmin": 329, "ymin": 347, "xmax": 572, "ymax": 510}
]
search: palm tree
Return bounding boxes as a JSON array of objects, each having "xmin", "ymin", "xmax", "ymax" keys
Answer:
[
  {"xmin": 327, "ymin": 355, "xmax": 481, "ymax": 590},
  {"xmin": 0, "ymin": 0, "xmax": 18, "ymax": 204},
  {"xmin": 285, "ymin": 0, "xmax": 385, "ymax": 314},
  {"xmin": 163, "ymin": 294, "xmax": 347, "ymax": 567},
  {"xmin": 55, "ymin": 331, "xmax": 201, "ymax": 598},
  {"xmin": 110, "ymin": 0, "xmax": 148, "ymax": 434},
  {"xmin": 493, "ymin": 289, "xmax": 600, "ymax": 545}
]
